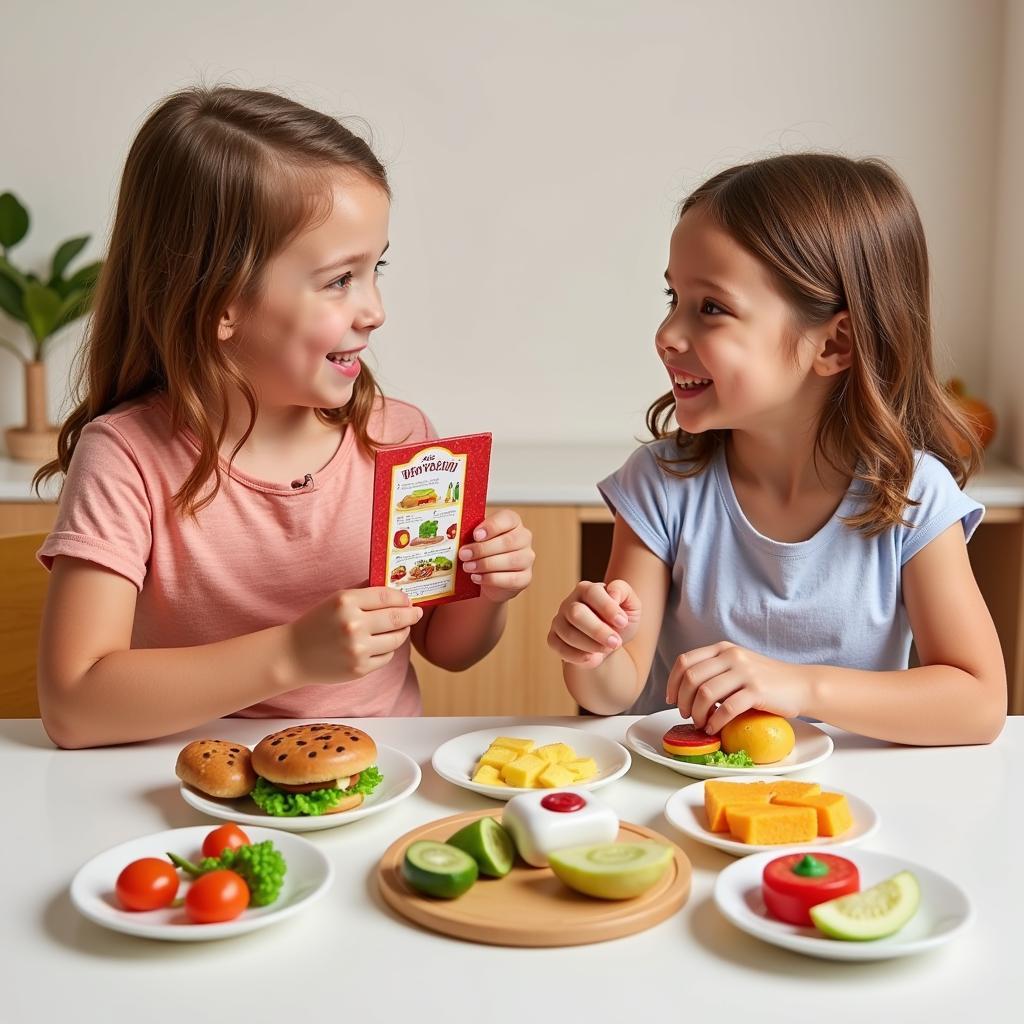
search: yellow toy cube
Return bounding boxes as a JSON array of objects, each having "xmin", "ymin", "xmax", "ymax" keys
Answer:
[
  {"xmin": 563, "ymin": 758, "xmax": 598, "ymax": 781},
  {"xmin": 501, "ymin": 753, "xmax": 546, "ymax": 787},
  {"xmin": 491, "ymin": 736, "xmax": 536, "ymax": 754},
  {"xmin": 472, "ymin": 764, "xmax": 504, "ymax": 785},
  {"xmin": 478, "ymin": 746, "xmax": 517, "ymax": 770},
  {"xmin": 535, "ymin": 743, "xmax": 576, "ymax": 765},
  {"xmin": 537, "ymin": 764, "xmax": 575, "ymax": 788}
]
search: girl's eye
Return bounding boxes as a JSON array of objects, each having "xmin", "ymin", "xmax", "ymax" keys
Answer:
[
  {"xmin": 328, "ymin": 272, "xmax": 353, "ymax": 291},
  {"xmin": 701, "ymin": 299, "xmax": 726, "ymax": 316},
  {"xmin": 375, "ymin": 259, "xmax": 388, "ymax": 275},
  {"xmin": 663, "ymin": 287, "xmax": 676, "ymax": 307}
]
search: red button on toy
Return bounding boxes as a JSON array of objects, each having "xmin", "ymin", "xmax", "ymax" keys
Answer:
[{"xmin": 541, "ymin": 792, "xmax": 586, "ymax": 813}]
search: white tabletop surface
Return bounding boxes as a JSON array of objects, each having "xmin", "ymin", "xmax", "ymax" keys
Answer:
[
  {"xmin": 2, "ymin": 714, "xmax": 1018, "ymax": 1022},
  {"xmin": 4, "ymin": 445, "xmax": 1024, "ymax": 506}
]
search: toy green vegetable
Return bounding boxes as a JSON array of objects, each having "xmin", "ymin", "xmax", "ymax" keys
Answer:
[{"xmin": 168, "ymin": 839, "xmax": 287, "ymax": 906}]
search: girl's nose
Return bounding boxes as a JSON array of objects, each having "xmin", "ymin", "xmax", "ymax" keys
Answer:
[
  {"xmin": 356, "ymin": 291, "xmax": 386, "ymax": 331},
  {"xmin": 656, "ymin": 321, "xmax": 690, "ymax": 354}
]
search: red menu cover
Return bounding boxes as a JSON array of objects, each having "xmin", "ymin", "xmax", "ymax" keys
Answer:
[{"xmin": 369, "ymin": 433, "xmax": 493, "ymax": 607}]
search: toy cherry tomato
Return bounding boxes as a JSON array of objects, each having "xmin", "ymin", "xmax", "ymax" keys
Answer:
[
  {"xmin": 184, "ymin": 870, "xmax": 250, "ymax": 924},
  {"xmin": 762, "ymin": 853, "xmax": 860, "ymax": 926},
  {"xmin": 201, "ymin": 824, "xmax": 251, "ymax": 859},
  {"xmin": 116, "ymin": 858, "xmax": 180, "ymax": 911}
]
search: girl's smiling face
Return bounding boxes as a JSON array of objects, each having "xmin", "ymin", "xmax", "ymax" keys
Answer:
[
  {"xmin": 224, "ymin": 172, "xmax": 390, "ymax": 411},
  {"xmin": 657, "ymin": 206, "xmax": 828, "ymax": 436}
]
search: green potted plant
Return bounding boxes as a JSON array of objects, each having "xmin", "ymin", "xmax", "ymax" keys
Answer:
[{"xmin": 0, "ymin": 191, "xmax": 102, "ymax": 461}]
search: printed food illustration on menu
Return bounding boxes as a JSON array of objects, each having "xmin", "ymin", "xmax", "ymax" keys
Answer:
[{"xmin": 369, "ymin": 433, "xmax": 492, "ymax": 607}]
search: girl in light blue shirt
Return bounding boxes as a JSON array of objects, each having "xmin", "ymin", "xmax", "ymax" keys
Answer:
[{"xmin": 548, "ymin": 153, "xmax": 1006, "ymax": 746}]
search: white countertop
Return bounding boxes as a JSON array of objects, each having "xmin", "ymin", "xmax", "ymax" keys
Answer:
[
  {"xmin": 2, "ymin": 714, "xmax": 1019, "ymax": 1022},
  {"xmin": 4, "ymin": 445, "xmax": 1024, "ymax": 507}
]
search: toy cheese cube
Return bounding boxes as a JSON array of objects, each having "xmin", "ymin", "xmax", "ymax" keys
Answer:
[
  {"xmin": 501, "ymin": 753, "xmax": 547, "ymax": 788},
  {"xmin": 535, "ymin": 743, "xmax": 575, "ymax": 765},
  {"xmin": 491, "ymin": 737, "xmax": 536, "ymax": 754},
  {"xmin": 772, "ymin": 791, "xmax": 852, "ymax": 836},
  {"xmin": 537, "ymin": 764, "xmax": 575, "ymax": 788},
  {"xmin": 478, "ymin": 746, "xmax": 517, "ymax": 770},
  {"xmin": 501, "ymin": 789, "xmax": 619, "ymax": 867},
  {"xmin": 471, "ymin": 764, "xmax": 506, "ymax": 786},
  {"xmin": 563, "ymin": 757, "xmax": 597, "ymax": 781}
]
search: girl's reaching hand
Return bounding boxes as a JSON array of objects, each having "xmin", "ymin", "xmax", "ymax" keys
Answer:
[
  {"xmin": 457, "ymin": 509, "xmax": 534, "ymax": 603},
  {"xmin": 548, "ymin": 579, "xmax": 642, "ymax": 667},
  {"xmin": 287, "ymin": 586, "xmax": 423, "ymax": 684},
  {"xmin": 665, "ymin": 641, "xmax": 812, "ymax": 733}
]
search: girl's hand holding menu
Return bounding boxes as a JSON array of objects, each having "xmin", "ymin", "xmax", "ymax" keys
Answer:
[{"xmin": 457, "ymin": 510, "xmax": 535, "ymax": 603}]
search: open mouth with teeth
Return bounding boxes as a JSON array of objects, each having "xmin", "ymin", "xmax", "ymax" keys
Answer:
[
  {"xmin": 326, "ymin": 349, "xmax": 362, "ymax": 378},
  {"xmin": 672, "ymin": 371, "xmax": 713, "ymax": 397}
]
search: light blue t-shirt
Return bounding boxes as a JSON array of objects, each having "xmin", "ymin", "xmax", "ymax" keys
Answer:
[{"xmin": 598, "ymin": 441, "xmax": 985, "ymax": 716}]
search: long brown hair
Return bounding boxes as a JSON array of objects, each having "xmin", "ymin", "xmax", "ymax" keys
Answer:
[
  {"xmin": 35, "ymin": 85, "xmax": 391, "ymax": 516},
  {"xmin": 646, "ymin": 153, "xmax": 981, "ymax": 535}
]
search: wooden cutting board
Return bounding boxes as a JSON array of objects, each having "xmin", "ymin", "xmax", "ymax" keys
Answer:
[{"xmin": 377, "ymin": 808, "xmax": 692, "ymax": 946}]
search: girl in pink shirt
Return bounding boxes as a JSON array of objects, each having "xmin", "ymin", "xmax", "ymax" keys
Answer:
[{"xmin": 34, "ymin": 86, "xmax": 535, "ymax": 748}]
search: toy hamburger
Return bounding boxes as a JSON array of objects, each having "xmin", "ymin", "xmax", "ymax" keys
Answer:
[
  {"xmin": 249, "ymin": 723, "xmax": 383, "ymax": 816},
  {"xmin": 662, "ymin": 723, "xmax": 721, "ymax": 759}
]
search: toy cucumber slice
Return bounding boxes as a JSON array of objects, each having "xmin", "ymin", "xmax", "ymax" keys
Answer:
[
  {"xmin": 402, "ymin": 841, "xmax": 478, "ymax": 899},
  {"xmin": 810, "ymin": 870, "xmax": 920, "ymax": 940},
  {"xmin": 446, "ymin": 817, "xmax": 515, "ymax": 877},
  {"xmin": 548, "ymin": 842, "xmax": 673, "ymax": 900}
]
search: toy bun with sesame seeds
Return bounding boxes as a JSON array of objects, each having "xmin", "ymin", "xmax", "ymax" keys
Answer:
[
  {"xmin": 247, "ymin": 723, "xmax": 383, "ymax": 816},
  {"xmin": 175, "ymin": 739, "xmax": 257, "ymax": 798}
]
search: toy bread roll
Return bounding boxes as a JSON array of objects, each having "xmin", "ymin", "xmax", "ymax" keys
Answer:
[{"xmin": 175, "ymin": 739, "xmax": 256, "ymax": 798}]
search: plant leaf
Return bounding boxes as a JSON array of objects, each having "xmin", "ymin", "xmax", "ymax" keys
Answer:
[
  {"xmin": 64, "ymin": 259, "xmax": 102, "ymax": 293},
  {"xmin": 49, "ymin": 235, "xmax": 90, "ymax": 284},
  {"xmin": 0, "ymin": 271, "xmax": 26, "ymax": 322},
  {"xmin": 0, "ymin": 255, "xmax": 29, "ymax": 290},
  {"xmin": 23, "ymin": 283, "xmax": 63, "ymax": 343},
  {"xmin": 0, "ymin": 193, "xmax": 29, "ymax": 249},
  {"xmin": 52, "ymin": 288, "xmax": 88, "ymax": 332}
]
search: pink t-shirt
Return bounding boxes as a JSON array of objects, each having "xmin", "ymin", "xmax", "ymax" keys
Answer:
[{"xmin": 37, "ymin": 392, "xmax": 437, "ymax": 718}]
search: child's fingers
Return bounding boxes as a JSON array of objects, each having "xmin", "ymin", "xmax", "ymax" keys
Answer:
[
  {"xmin": 665, "ymin": 645, "xmax": 727, "ymax": 707},
  {"xmin": 471, "ymin": 570, "xmax": 532, "ymax": 591},
  {"xmin": 363, "ymin": 604, "xmax": 423, "ymax": 636},
  {"xmin": 462, "ymin": 549, "xmax": 533, "ymax": 575},
  {"xmin": 459, "ymin": 524, "xmax": 530, "ymax": 563},
  {"xmin": 551, "ymin": 614, "xmax": 619, "ymax": 655},
  {"xmin": 366, "ymin": 626, "xmax": 413, "ymax": 657},
  {"xmin": 578, "ymin": 581, "xmax": 630, "ymax": 629},
  {"xmin": 686, "ymin": 670, "xmax": 743, "ymax": 729},
  {"xmin": 605, "ymin": 579, "xmax": 641, "ymax": 617},
  {"xmin": 470, "ymin": 509, "xmax": 521, "ymax": 544},
  {"xmin": 704, "ymin": 690, "xmax": 756, "ymax": 736},
  {"xmin": 355, "ymin": 586, "xmax": 414, "ymax": 611},
  {"xmin": 548, "ymin": 630, "xmax": 606, "ymax": 667},
  {"xmin": 562, "ymin": 594, "xmax": 623, "ymax": 647}
]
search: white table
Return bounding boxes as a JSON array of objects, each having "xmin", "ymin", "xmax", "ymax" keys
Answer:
[{"xmin": 3, "ymin": 715, "xmax": 1019, "ymax": 1022}]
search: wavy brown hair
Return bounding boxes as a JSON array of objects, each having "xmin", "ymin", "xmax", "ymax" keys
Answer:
[
  {"xmin": 35, "ymin": 85, "xmax": 391, "ymax": 516},
  {"xmin": 646, "ymin": 153, "xmax": 981, "ymax": 535}
]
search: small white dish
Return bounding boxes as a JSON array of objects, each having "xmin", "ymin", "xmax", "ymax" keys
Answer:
[
  {"xmin": 664, "ymin": 777, "xmax": 880, "ymax": 856},
  {"xmin": 714, "ymin": 847, "xmax": 973, "ymax": 961},
  {"xmin": 179, "ymin": 744, "xmax": 420, "ymax": 832},
  {"xmin": 626, "ymin": 709, "xmax": 833, "ymax": 780},
  {"xmin": 70, "ymin": 825, "xmax": 332, "ymax": 942},
  {"xmin": 431, "ymin": 725, "xmax": 631, "ymax": 801}
]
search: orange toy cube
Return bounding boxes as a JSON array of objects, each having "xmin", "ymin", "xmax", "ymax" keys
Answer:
[
  {"xmin": 704, "ymin": 781, "xmax": 774, "ymax": 832},
  {"xmin": 772, "ymin": 791, "xmax": 852, "ymax": 837}
]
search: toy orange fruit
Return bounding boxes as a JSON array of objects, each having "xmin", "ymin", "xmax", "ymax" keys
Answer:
[
  {"xmin": 946, "ymin": 378, "xmax": 996, "ymax": 455},
  {"xmin": 662, "ymin": 724, "xmax": 721, "ymax": 757},
  {"xmin": 719, "ymin": 711, "xmax": 795, "ymax": 764}
]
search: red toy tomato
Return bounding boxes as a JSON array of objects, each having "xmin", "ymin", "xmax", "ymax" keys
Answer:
[
  {"xmin": 116, "ymin": 858, "xmax": 180, "ymax": 911},
  {"xmin": 201, "ymin": 824, "xmax": 251, "ymax": 859},
  {"xmin": 762, "ymin": 853, "xmax": 860, "ymax": 926},
  {"xmin": 184, "ymin": 869, "xmax": 250, "ymax": 924},
  {"xmin": 393, "ymin": 529, "xmax": 411, "ymax": 549},
  {"xmin": 446, "ymin": 523, "xmax": 458, "ymax": 539}
]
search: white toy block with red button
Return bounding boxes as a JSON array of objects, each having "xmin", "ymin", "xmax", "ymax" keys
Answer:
[{"xmin": 500, "ymin": 789, "xmax": 619, "ymax": 867}]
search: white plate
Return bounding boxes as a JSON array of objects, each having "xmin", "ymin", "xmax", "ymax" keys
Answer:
[
  {"xmin": 626, "ymin": 709, "xmax": 833, "ymax": 780},
  {"xmin": 714, "ymin": 847, "xmax": 973, "ymax": 961},
  {"xmin": 664, "ymin": 777, "xmax": 880, "ymax": 856},
  {"xmin": 179, "ymin": 744, "xmax": 421, "ymax": 832},
  {"xmin": 70, "ymin": 825, "xmax": 332, "ymax": 941},
  {"xmin": 431, "ymin": 725, "xmax": 631, "ymax": 801}
]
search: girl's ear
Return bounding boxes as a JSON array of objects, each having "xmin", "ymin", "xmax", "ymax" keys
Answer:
[
  {"xmin": 217, "ymin": 309, "xmax": 238, "ymax": 343},
  {"xmin": 813, "ymin": 311, "xmax": 853, "ymax": 377}
]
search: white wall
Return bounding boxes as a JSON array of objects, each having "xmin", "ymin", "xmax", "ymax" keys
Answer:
[
  {"xmin": 0, "ymin": 0, "xmax": 1007, "ymax": 446},
  {"xmin": 990, "ymin": 0, "xmax": 1024, "ymax": 462}
]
